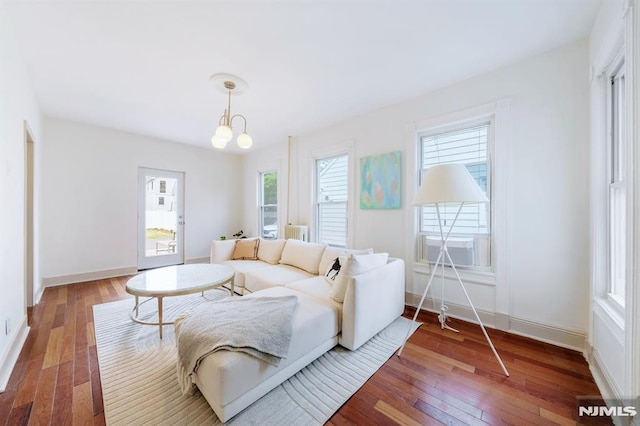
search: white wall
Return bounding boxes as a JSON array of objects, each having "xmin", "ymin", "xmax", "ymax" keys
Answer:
[
  {"xmin": 242, "ymin": 39, "xmax": 591, "ymax": 348},
  {"xmin": 40, "ymin": 118, "xmax": 243, "ymax": 283},
  {"xmin": 0, "ymin": 6, "xmax": 43, "ymax": 390}
]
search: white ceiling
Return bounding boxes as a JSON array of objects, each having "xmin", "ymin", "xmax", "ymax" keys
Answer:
[{"xmin": 5, "ymin": 0, "xmax": 602, "ymax": 152}]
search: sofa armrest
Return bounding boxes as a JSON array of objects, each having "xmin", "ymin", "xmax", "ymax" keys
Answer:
[
  {"xmin": 339, "ymin": 258, "xmax": 405, "ymax": 350},
  {"xmin": 210, "ymin": 239, "xmax": 236, "ymax": 263}
]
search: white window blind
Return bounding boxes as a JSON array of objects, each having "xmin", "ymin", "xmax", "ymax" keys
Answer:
[
  {"xmin": 316, "ymin": 154, "xmax": 348, "ymax": 247},
  {"xmin": 418, "ymin": 123, "xmax": 492, "ymax": 267},
  {"xmin": 420, "ymin": 124, "xmax": 490, "ymax": 235},
  {"xmin": 259, "ymin": 171, "xmax": 278, "ymax": 239}
]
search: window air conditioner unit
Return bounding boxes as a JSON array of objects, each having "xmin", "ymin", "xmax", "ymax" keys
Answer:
[{"xmin": 426, "ymin": 236, "xmax": 475, "ymax": 267}]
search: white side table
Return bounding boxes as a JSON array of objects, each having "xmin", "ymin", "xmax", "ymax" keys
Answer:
[{"xmin": 125, "ymin": 264, "xmax": 234, "ymax": 338}]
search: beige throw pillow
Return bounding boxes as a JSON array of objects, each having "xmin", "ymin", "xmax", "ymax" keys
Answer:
[
  {"xmin": 330, "ymin": 252, "xmax": 389, "ymax": 303},
  {"xmin": 231, "ymin": 238, "xmax": 260, "ymax": 260}
]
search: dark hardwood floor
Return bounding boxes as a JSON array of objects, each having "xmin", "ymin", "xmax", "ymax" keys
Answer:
[{"xmin": 0, "ymin": 276, "xmax": 607, "ymax": 425}]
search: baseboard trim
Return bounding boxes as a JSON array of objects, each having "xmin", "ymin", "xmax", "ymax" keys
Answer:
[
  {"xmin": 405, "ymin": 292, "xmax": 586, "ymax": 351},
  {"xmin": 584, "ymin": 341, "xmax": 620, "ymax": 401},
  {"xmin": 42, "ymin": 259, "xmax": 211, "ymax": 288},
  {"xmin": 34, "ymin": 285, "xmax": 45, "ymax": 305},
  {"xmin": 0, "ymin": 315, "xmax": 29, "ymax": 393},
  {"xmin": 508, "ymin": 316, "xmax": 585, "ymax": 352},
  {"xmin": 185, "ymin": 257, "xmax": 209, "ymax": 264},
  {"xmin": 405, "ymin": 292, "xmax": 496, "ymax": 325},
  {"xmin": 42, "ymin": 266, "xmax": 138, "ymax": 287}
]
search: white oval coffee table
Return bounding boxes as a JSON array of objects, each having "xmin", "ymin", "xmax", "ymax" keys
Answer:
[{"xmin": 125, "ymin": 263, "xmax": 234, "ymax": 338}]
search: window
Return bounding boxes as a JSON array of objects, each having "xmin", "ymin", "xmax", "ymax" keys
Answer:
[
  {"xmin": 418, "ymin": 122, "xmax": 492, "ymax": 267},
  {"xmin": 160, "ymin": 180, "xmax": 166, "ymax": 194},
  {"xmin": 259, "ymin": 171, "xmax": 278, "ymax": 239},
  {"xmin": 316, "ymin": 154, "xmax": 348, "ymax": 247},
  {"xmin": 608, "ymin": 59, "xmax": 626, "ymax": 303},
  {"xmin": 158, "ymin": 196, "xmax": 165, "ymax": 206}
]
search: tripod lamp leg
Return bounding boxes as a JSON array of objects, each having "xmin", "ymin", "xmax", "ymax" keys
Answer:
[
  {"xmin": 444, "ymin": 251, "xmax": 510, "ymax": 376},
  {"xmin": 397, "ymin": 250, "xmax": 444, "ymax": 356}
]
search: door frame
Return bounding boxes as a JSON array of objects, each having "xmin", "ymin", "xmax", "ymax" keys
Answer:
[
  {"xmin": 23, "ymin": 121, "xmax": 35, "ymax": 308},
  {"xmin": 137, "ymin": 167, "xmax": 185, "ymax": 270}
]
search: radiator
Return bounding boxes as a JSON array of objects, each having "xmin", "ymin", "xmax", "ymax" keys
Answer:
[{"xmin": 284, "ymin": 225, "xmax": 308, "ymax": 241}]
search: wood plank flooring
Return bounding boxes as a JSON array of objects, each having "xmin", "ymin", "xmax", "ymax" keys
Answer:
[{"xmin": 0, "ymin": 276, "xmax": 607, "ymax": 425}]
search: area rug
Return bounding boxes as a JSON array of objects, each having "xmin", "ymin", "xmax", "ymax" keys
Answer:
[{"xmin": 93, "ymin": 290, "xmax": 419, "ymax": 425}]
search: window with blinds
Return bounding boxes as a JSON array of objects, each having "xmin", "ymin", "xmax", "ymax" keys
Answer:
[
  {"xmin": 259, "ymin": 171, "xmax": 278, "ymax": 239},
  {"xmin": 418, "ymin": 122, "xmax": 492, "ymax": 267},
  {"xmin": 316, "ymin": 154, "xmax": 348, "ymax": 247}
]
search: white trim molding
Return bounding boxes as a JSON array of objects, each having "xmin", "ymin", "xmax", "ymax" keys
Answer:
[
  {"xmin": 0, "ymin": 315, "xmax": 29, "ymax": 393},
  {"xmin": 42, "ymin": 257, "xmax": 210, "ymax": 288},
  {"xmin": 185, "ymin": 257, "xmax": 209, "ymax": 265},
  {"xmin": 627, "ymin": 0, "xmax": 640, "ymax": 404},
  {"xmin": 492, "ymin": 99, "xmax": 513, "ymax": 330},
  {"xmin": 42, "ymin": 266, "xmax": 138, "ymax": 287}
]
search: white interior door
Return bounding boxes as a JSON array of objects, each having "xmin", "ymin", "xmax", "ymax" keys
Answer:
[{"xmin": 137, "ymin": 168, "xmax": 185, "ymax": 270}]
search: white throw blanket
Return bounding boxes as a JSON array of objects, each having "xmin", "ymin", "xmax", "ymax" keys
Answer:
[{"xmin": 175, "ymin": 295, "xmax": 298, "ymax": 395}]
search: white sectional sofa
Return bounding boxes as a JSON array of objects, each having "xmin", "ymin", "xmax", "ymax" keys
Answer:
[{"xmin": 196, "ymin": 237, "xmax": 405, "ymax": 422}]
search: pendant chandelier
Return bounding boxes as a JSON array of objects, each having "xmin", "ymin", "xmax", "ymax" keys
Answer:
[{"xmin": 210, "ymin": 74, "xmax": 252, "ymax": 149}]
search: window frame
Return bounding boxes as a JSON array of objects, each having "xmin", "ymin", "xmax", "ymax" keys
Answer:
[
  {"xmin": 605, "ymin": 54, "xmax": 627, "ymax": 309},
  {"xmin": 314, "ymin": 153, "xmax": 349, "ymax": 248},
  {"xmin": 258, "ymin": 170, "xmax": 278, "ymax": 240},
  {"xmin": 416, "ymin": 117, "xmax": 495, "ymax": 271}
]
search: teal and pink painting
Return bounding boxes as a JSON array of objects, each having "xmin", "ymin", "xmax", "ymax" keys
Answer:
[{"xmin": 359, "ymin": 151, "xmax": 401, "ymax": 209}]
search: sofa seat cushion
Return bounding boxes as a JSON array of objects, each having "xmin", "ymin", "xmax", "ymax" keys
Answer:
[
  {"xmin": 244, "ymin": 265, "xmax": 314, "ymax": 293},
  {"xmin": 221, "ymin": 260, "xmax": 271, "ymax": 289},
  {"xmin": 193, "ymin": 287, "xmax": 339, "ymax": 407},
  {"xmin": 285, "ymin": 276, "xmax": 343, "ymax": 330}
]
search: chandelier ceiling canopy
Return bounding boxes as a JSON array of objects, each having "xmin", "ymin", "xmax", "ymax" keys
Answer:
[{"xmin": 210, "ymin": 73, "xmax": 252, "ymax": 149}]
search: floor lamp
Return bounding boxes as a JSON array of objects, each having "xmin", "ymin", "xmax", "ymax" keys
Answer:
[{"xmin": 397, "ymin": 163, "xmax": 509, "ymax": 377}]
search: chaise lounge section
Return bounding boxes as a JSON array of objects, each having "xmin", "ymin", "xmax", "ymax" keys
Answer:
[{"xmin": 193, "ymin": 237, "xmax": 405, "ymax": 421}]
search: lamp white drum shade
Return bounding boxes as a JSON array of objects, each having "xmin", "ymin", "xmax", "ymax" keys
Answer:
[{"xmin": 412, "ymin": 163, "xmax": 489, "ymax": 205}]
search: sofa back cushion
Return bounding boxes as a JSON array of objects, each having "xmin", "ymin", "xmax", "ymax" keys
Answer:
[
  {"xmin": 257, "ymin": 238, "xmax": 286, "ymax": 264},
  {"xmin": 211, "ymin": 239, "xmax": 237, "ymax": 262},
  {"xmin": 232, "ymin": 238, "xmax": 260, "ymax": 260},
  {"xmin": 279, "ymin": 239, "xmax": 327, "ymax": 274},
  {"xmin": 330, "ymin": 252, "xmax": 389, "ymax": 303}
]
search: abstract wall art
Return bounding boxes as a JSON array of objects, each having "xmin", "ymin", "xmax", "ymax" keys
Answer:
[{"xmin": 359, "ymin": 151, "xmax": 401, "ymax": 209}]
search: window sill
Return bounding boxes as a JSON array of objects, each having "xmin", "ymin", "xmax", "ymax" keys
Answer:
[
  {"xmin": 606, "ymin": 292, "xmax": 625, "ymax": 315},
  {"xmin": 594, "ymin": 296, "xmax": 625, "ymax": 330},
  {"xmin": 413, "ymin": 261, "xmax": 496, "ymax": 286}
]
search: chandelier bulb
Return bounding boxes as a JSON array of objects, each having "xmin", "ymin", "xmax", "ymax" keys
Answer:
[
  {"xmin": 215, "ymin": 125, "xmax": 233, "ymax": 142},
  {"xmin": 237, "ymin": 132, "xmax": 253, "ymax": 149},
  {"xmin": 211, "ymin": 134, "xmax": 228, "ymax": 149}
]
